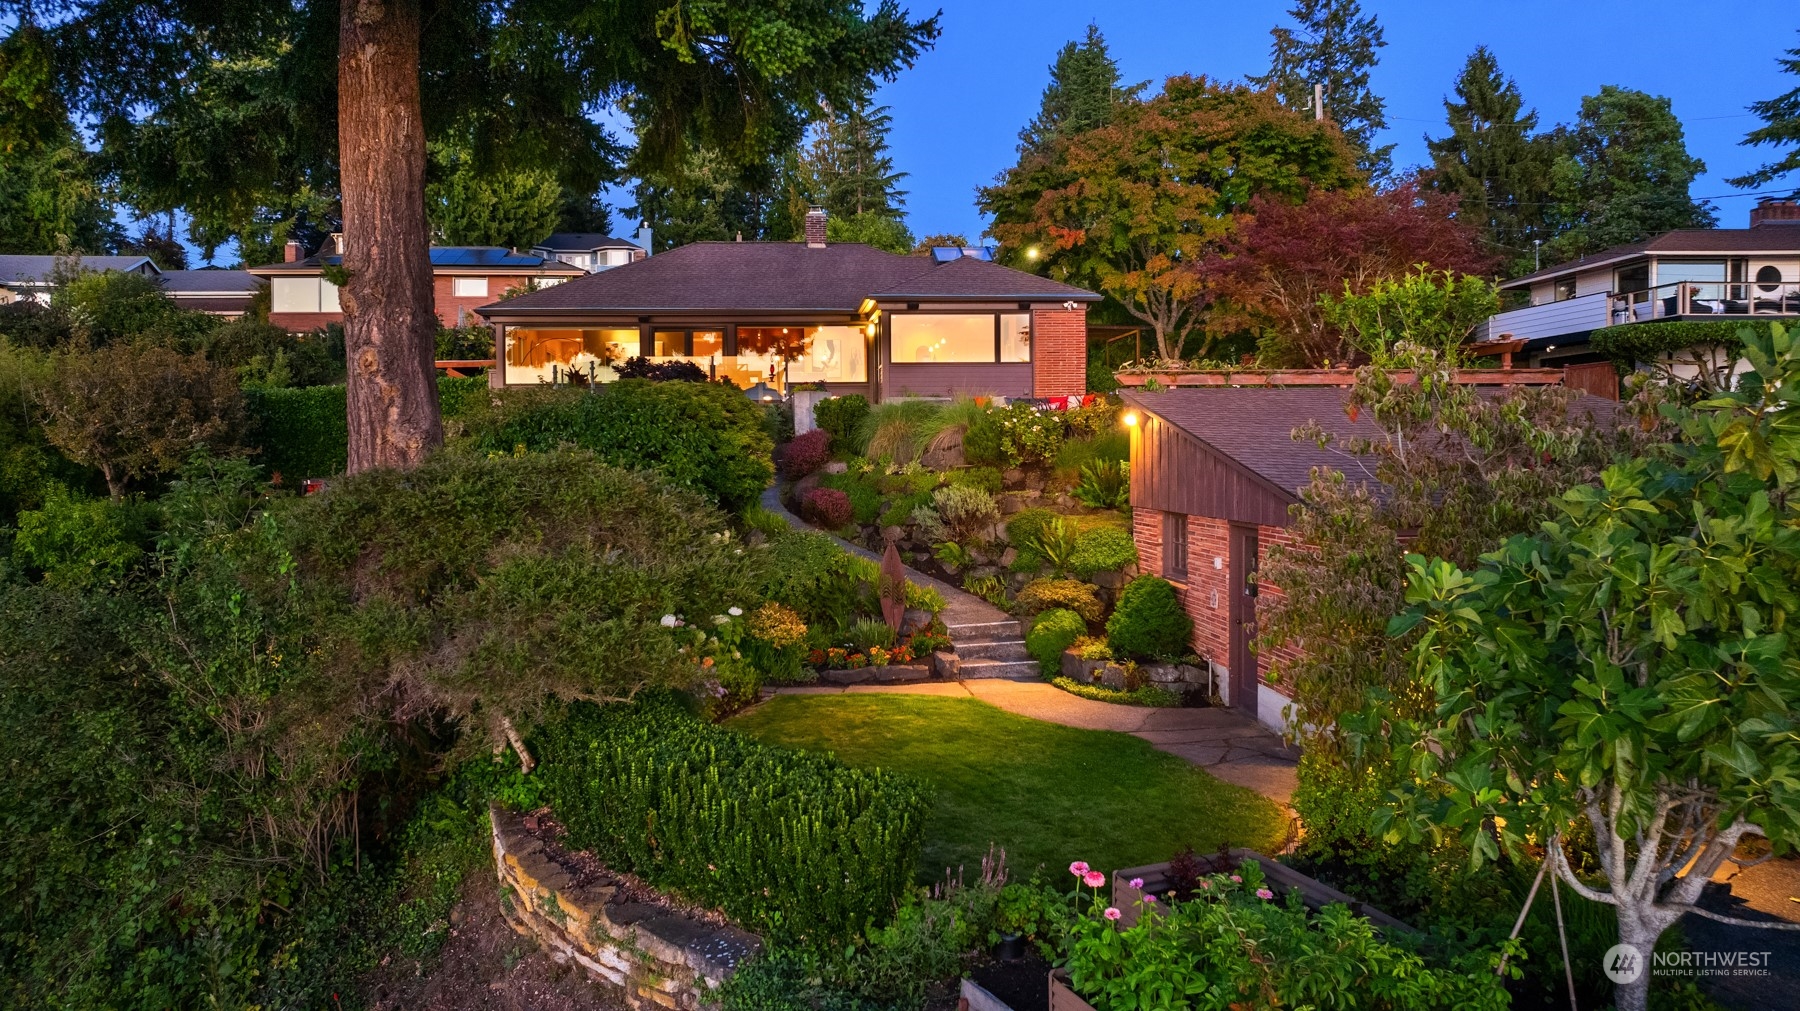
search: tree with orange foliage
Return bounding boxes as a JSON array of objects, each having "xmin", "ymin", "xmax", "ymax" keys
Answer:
[
  {"xmin": 980, "ymin": 76, "xmax": 1358, "ymax": 363},
  {"xmin": 1203, "ymin": 182, "xmax": 1495, "ymax": 366}
]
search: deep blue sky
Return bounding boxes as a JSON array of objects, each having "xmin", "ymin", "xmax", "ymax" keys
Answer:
[{"xmin": 875, "ymin": 0, "xmax": 1800, "ymax": 241}]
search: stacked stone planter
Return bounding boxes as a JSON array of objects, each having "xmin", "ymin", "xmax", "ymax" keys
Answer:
[
  {"xmin": 489, "ymin": 805, "xmax": 761, "ymax": 1009},
  {"xmin": 1060, "ymin": 650, "xmax": 1213, "ymax": 696}
]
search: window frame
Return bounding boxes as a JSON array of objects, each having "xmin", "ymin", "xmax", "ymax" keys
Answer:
[
  {"xmin": 452, "ymin": 276, "xmax": 489, "ymax": 298},
  {"xmin": 887, "ymin": 311, "xmax": 1032, "ymax": 365},
  {"xmin": 1162, "ymin": 512, "xmax": 1188, "ymax": 582}
]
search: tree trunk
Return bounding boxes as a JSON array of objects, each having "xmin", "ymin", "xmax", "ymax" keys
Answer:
[
  {"xmin": 338, "ymin": 0, "xmax": 442, "ymax": 473},
  {"xmin": 1612, "ymin": 908, "xmax": 1662, "ymax": 1011}
]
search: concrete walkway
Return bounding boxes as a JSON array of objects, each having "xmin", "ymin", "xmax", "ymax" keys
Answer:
[{"xmin": 774, "ymin": 679, "xmax": 1300, "ymax": 805}]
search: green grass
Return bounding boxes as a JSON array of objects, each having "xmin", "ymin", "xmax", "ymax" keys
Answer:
[{"xmin": 729, "ymin": 694, "xmax": 1289, "ymax": 881}]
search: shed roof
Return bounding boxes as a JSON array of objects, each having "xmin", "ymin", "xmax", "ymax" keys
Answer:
[
  {"xmin": 477, "ymin": 240, "xmax": 1099, "ymax": 316},
  {"xmin": 159, "ymin": 269, "xmax": 264, "ymax": 293}
]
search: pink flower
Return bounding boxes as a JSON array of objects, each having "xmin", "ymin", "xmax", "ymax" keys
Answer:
[
  {"xmin": 1103, "ymin": 907, "xmax": 1122, "ymax": 921},
  {"xmin": 1083, "ymin": 871, "xmax": 1107, "ymax": 888},
  {"xmin": 1255, "ymin": 888, "xmax": 1274, "ymax": 900},
  {"xmin": 1143, "ymin": 894, "xmax": 1158, "ymax": 904},
  {"xmin": 1128, "ymin": 877, "xmax": 1144, "ymax": 890},
  {"xmin": 1069, "ymin": 861, "xmax": 1089, "ymax": 876},
  {"xmin": 1199, "ymin": 880, "xmax": 1212, "ymax": 890},
  {"xmin": 1230, "ymin": 874, "xmax": 1242, "ymax": 883}
]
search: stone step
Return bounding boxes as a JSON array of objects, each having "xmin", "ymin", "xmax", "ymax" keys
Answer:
[
  {"xmin": 958, "ymin": 658, "xmax": 1042, "ymax": 680},
  {"xmin": 956, "ymin": 639, "xmax": 1031, "ymax": 661},
  {"xmin": 947, "ymin": 619, "xmax": 1023, "ymax": 643}
]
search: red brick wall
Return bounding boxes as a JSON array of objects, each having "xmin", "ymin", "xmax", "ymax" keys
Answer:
[
  {"xmin": 436, "ymin": 274, "xmax": 541, "ymax": 328},
  {"xmin": 1031, "ymin": 306, "xmax": 1086, "ymax": 397},
  {"xmin": 1129, "ymin": 511, "xmax": 1299, "ymax": 681}
]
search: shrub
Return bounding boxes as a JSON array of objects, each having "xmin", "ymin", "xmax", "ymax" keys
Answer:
[
  {"xmin": 962, "ymin": 407, "xmax": 1005, "ymax": 466},
  {"xmin": 963, "ymin": 573, "xmax": 1011, "ymax": 608},
  {"xmin": 1026, "ymin": 515, "xmax": 1079, "ymax": 573},
  {"xmin": 993, "ymin": 400, "xmax": 1065, "ymax": 466},
  {"xmin": 1106, "ymin": 575, "xmax": 1193, "ymax": 660},
  {"xmin": 1086, "ymin": 357, "xmax": 1120, "ymax": 394},
  {"xmin": 945, "ymin": 465, "xmax": 1003, "ymax": 494},
  {"xmin": 741, "ymin": 504, "xmax": 793, "ymax": 540},
  {"xmin": 614, "ymin": 355, "xmax": 708, "ymax": 381},
  {"xmin": 466, "ymin": 379, "xmax": 774, "ymax": 512},
  {"xmin": 818, "ymin": 470, "xmax": 882, "ymax": 524},
  {"xmin": 1026, "ymin": 608, "xmax": 1086, "ymax": 675},
  {"xmin": 802, "ymin": 487, "xmax": 853, "ymax": 528},
  {"xmin": 203, "ymin": 315, "xmax": 345, "ymax": 388},
  {"xmin": 245, "ymin": 384, "xmax": 349, "ymax": 480},
  {"xmin": 11, "ymin": 486, "xmax": 153, "ymax": 588},
  {"xmin": 1051, "ymin": 677, "xmax": 1180, "ymax": 707},
  {"xmin": 1005, "ymin": 506, "xmax": 1059, "ymax": 547},
  {"xmin": 1070, "ymin": 525, "xmax": 1138, "ymax": 577},
  {"xmin": 436, "ymin": 373, "xmax": 489, "ymax": 420},
  {"xmin": 859, "ymin": 399, "xmax": 943, "ymax": 463},
  {"xmin": 1072, "ymin": 459, "xmax": 1130, "ymax": 509},
  {"xmin": 1588, "ymin": 319, "xmax": 1774, "ymax": 365},
  {"xmin": 1064, "ymin": 398, "xmax": 1121, "ymax": 439},
  {"xmin": 931, "ymin": 483, "xmax": 999, "ymax": 542},
  {"xmin": 1014, "ymin": 577, "xmax": 1103, "ymax": 623},
  {"xmin": 1071, "ymin": 635, "xmax": 1113, "ymax": 661},
  {"xmin": 533, "ymin": 695, "xmax": 929, "ymax": 947},
  {"xmin": 812, "ymin": 394, "xmax": 869, "ymax": 454},
  {"xmin": 781, "ymin": 429, "xmax": 830, "ymax": 479},
  {"xmin": 433, "ymin": 324, "xmax": 494, "ymax": 361},
  {"xmin": 1054, "ymin": 429, "xmax": 1130, "ymax": 475}
]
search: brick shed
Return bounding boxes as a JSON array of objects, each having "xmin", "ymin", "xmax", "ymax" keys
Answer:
[{"xmin": 1119, "ymin": 388, "xmax": 1388, "ymax": 732}]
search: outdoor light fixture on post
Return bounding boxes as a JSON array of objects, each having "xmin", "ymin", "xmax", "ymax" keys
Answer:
[{"xmin": 743, "ymin": 381, "xmax": 780, "ymax": 403}]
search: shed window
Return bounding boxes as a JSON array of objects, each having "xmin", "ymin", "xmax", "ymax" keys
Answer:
[{"xmin": 1163, "ymin": 512, "xmax": 1188, "ymax": 581}]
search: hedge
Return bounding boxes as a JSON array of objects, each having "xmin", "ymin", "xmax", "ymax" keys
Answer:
[
  {"xmin": 245, "ymin": 376, "xmax": 496, "ymax": 481},
  {"xmin": 1588, "ymin": 319, "xmax": 1773, "ymax": 365},
  {"xmin": 533, "ymin": 695, "xmax": 929, "ymax": 947}
]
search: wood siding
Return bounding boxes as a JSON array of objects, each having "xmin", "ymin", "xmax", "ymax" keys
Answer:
[
  {"xmin": 883, "ymin": 363, "xmax": 1033, "ymax": 399},
  {"xmin": 1128, "ymin": 413, "xmax": 1294, "ymax": 528},
  {"xmin": 1476, "ymin": 291, "xmax": 1609, "ymax": 342}
]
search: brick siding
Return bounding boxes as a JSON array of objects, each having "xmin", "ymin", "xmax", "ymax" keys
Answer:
[
  {"xmin": 435, "ymin": 274, "xmax": 542, "ymax": 329},
  {"xmin": 1030, "ymin": 306, "xmax": 1086, "ymax": 397}
]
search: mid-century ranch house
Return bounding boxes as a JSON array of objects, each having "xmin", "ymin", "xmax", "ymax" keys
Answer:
[
  {"xmin": 1478, "ymin": 196, "xmax": 1800, "ymax": 370},
  {"xmin": 0, "ymin": 254, "xmax": 264, "ymax": 316},
  {"xmin": 1121, "ymin": 385, "xmax": 1616, "ymax": 732},
  {"xmin": 476, "ymin": 210, "xmax": 1099, "ymax": 401},
  {"xmin": 249, "ymin": 235, "xmax": 584, "ymax": 332}
]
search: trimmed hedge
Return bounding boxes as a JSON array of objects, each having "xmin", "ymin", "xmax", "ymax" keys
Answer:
[
  {"xmin": 1106, "ymin": 575, "xmax": 1193, "ymax": 661},
  {"xmin": 1026, "ymin": 607, "xmax": 1087, "ymax": 675},
  {"xmin": 813, "ymin": 394, "xmax": 869, "ymax": 455},
  {"xmin": 1589, "ymin": 320, "xmax": 1771, "ymax": 365},
  {"xmin": 244, "ymin": 384, "xmax": 348, "ymax": 480},
  {"xmin": 533, "ymin": 695, "xmax": 929, "ymax": 947}
]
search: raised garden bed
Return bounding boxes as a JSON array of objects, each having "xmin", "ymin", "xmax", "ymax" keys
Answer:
[{"xmin": 1108, "ymin": 848, "xmax": 1415, "ymax": 934}]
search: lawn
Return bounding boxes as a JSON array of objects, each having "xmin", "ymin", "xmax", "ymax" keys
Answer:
[{"xmin": 728, "ymin": 694, "xmax": 1290, "ymax": 881}]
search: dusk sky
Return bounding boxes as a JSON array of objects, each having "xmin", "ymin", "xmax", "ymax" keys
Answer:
[{"xmin": 872, "ymin": 0, "xmax": 1800, "ymax": 242}]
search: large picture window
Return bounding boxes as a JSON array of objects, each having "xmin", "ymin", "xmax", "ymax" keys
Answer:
[
  {"xmin": 890, "ymin": 313, "xmax": 1032, "ymax": 364},
  {"xmin": 504, "ymin": 327, "xmax": 638, "ymax": 384}
]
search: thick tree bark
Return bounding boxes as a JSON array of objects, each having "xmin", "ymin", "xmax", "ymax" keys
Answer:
[{"xmin": 338, "ymin": 0, "xmax": 442, "ymax": 473}]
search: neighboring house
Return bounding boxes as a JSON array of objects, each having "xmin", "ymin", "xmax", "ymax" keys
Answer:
[
  {"xmin": 476, "ymin": 209, "xmax": 1098, "ymax": 400},
  {"xmin": 0, "ymin": 254, "xmax": 160, "ymax": 304},
  {"xmin": 530, "ymin": 231, "xmax": 648, "ymax": 272},
  {"xmin": 1478, "ymin": 197, "xmax": 1800, "ymax": 370},
  {"xmin": 1119, "ymin": 385, "xmax": 1613, "ymax": 733},
  {"xmin": 159, "ymin": 269, "xmax": 265, "ymax": 317},
  {"xmin": 248, "ymin": 235, "xmax": 585, "ymax": 332}
]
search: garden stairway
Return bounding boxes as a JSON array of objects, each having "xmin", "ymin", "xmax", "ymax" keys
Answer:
[{"xmin": 946, "ymin": 619, "xmax": 1039, "ymax": 681}]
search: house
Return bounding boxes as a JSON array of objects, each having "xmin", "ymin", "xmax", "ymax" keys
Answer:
[
  {"xmin": 158, "ymin": 269, "xmax": 265, "ymax": 317},
  {"xmin": 475, "ymin": 209, "xmax": 1099, "ymax": 400},
  {"xmin": 1478, "ymin": 197, "xmax": 1800, "ymax": 371},
  {"xmin": 248, "ymin": 235, "xmax": 585, "ymax": 332},
  {"xmin": 0, "ymin": 254, "xmax": 160, "ymax": 304},
  {"xmin": 1119, "ymin": 384, "xmax": 1613, "ymax": 733},
  {"xmin": 530, "ymin": 231, "xmax": 649, "ymax": 272}
]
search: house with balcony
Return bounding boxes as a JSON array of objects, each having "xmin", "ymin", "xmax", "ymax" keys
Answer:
[
  {"xmin": 248, "ymin": 235, "xmax": 584, "ymax": 332},
  {"xmin": 530, "ymin": 231, "xmax": 649, "ymax": 272},
  {"xmin": 1477, "ymin": 197, "xmax": 1800, "ymax": 372},
  {"xmin": 475, "ymin": 208, "xmax": 1098, "ymax": 401}
]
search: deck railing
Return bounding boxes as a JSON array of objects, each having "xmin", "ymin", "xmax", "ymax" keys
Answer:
[{"xmin": 1609, "ymin": 281, "xmax": 1800, "ymax": 325}]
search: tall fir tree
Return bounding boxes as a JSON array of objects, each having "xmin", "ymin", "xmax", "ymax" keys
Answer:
[
  {"xmin": 1017, "ymin": 24, "xmax": 1140, "ymax": 156},
  {"xmin": 0, "ymin": 23, "xmax": 117, "ymax": 254},
  {"xmin": 1544, "ymin": 86, "xmax": 1715, "ymax": 262},
  {"xmin": 1729, "ymin": 29, "xmax": 1800, "ymax": 189},
  {"xmin": 782, "ymin": 96, "xmax": 912, "ymax": 251},
  {"xmin": 1249, "ymin": 0, "xmax": 1392, "ymax": 180},
  {"xmin": 630, "ymin": 146, "xmax": 788, "ymax": 251},
  {"xmin": 1425, "ymin": 47, "xmax": 1557, "ymax": 277}
]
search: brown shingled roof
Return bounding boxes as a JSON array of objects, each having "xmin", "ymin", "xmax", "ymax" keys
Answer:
[{"xmin": 477, "ymin": 241, "xmax": 1097, "ymax": 315}]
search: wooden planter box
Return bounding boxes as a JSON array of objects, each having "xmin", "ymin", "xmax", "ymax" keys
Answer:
[
  {"xmin": 1047, "ymin": 969, "xmax": 1098, "ymax": 1011},
  {"xmin": 1110, "ymin": 849, "xmax": 1414, "ymax": 933}
]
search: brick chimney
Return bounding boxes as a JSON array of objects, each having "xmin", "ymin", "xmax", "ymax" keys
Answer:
[
  {"xmin": 1750, "ymin": 197, "xmax": 1800, "ymax": 228},
  {"xmin": 804, "ymin": 206, "xmax": 828, "ymax": 248},
  {"xmin": 284, "ymin": 239, "xmax": 302, "ymax": 263}
]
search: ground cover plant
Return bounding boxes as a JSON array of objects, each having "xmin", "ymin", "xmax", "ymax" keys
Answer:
[{"xmin": 729, "ymin": 694, "xmax": 1289, "ymax": 879}]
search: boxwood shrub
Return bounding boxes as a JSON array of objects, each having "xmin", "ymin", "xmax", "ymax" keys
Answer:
[
  {"xmin": 533, "ymin": 695, "xmax": 929, "ymax": 947},
  {"xmin": 813, "ymin": 394, "xmax": 869, "ymax": 455},
  {"xmin": 1070, "ymin": 525, "xmax": 1138, "ymax": 578},
  {"xmin": 1026, "ymin": 607, "xmax": 1087, "ymax": 675},
  {"xmin": 1106, "ymin": 575, "xmax": 1193, "ymax": 660}
]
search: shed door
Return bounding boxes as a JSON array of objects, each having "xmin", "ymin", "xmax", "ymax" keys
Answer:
[{"xmin": 1228, "ymin": 524, "xmax": 1259, "ymax": 710}]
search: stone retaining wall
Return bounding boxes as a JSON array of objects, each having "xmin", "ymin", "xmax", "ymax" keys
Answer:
[{"xmin": 489, "ymin": 805, "xmax": 762, "ymax": 1009}]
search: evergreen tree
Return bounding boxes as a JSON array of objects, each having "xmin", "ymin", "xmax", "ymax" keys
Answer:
[
  {"xmin": 0, "ymin": 23, "xmax": 117, "ymax": 254},
  {"xmin": 1249, "ymin": 0, "xmax": 1393, "ymax": 179},
  {"xmin": 1544, "ymin": 86, "xmax": 1715, "ymax": 262},
  {"xmin": 631, "ymin": 147, "xmax": 788, "ymax": 251},
  {"xmin": 799, "ymin": 97, "xmax": 908, "ymax": 219},
  {"xmin": 1017, "ymin": 24, "xmax": 1140, "ymax": 156},
  {"xmin": 1425, "ymin": 47, "xmax": 1557, "ymax": 277},
  {"xmin": 1729, "ymin": 29, "xmax": 1800, "ymax": 189}
]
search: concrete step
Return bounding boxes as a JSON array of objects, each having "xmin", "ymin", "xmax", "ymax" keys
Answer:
[
  {"xmin": 958, "ymin": 658, "xmax": 1042, "ymax": 680},
  {"xmin": 956, "ymin": 639, "xmax": 1031, "ymax": 661},
  {"xmin": 947, "ymin": 620, "xmax": 1023, "ymax": 643}
]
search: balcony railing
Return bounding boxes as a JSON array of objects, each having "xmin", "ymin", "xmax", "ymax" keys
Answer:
[
  {"xmin": 1609, "ymin": 281, "xmax": 1800, "ymax": 325},
  {"xmin": 1477, "ymin": 291, "xmax": 1610, "ymax": 343}
]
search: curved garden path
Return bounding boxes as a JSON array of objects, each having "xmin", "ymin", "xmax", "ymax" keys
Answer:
[{"xmin": 759, "ymin": 486, "xmax": 1300, "ymax": 806}]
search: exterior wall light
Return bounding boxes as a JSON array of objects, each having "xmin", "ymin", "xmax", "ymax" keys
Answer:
[
  {"xmin": 1026, "ymin": 246, "xmax": 1040, "ymax": 260},
  {"xmin": 1122, "ymin": 411, "xmax": 1139, "ymax": 426}
]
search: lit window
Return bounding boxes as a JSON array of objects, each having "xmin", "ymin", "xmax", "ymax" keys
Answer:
[
  {"xmin": 453, "ymin": 277, "xmax": 488, "ymax": 297},
  {"xmin": 503, "ymin": 328, "xmax": 638, "ymax": 384},
  {"xmin": 1000, "ymin": 313, "xmax": 1031, "ymax": 362},
  {"xmin": 891, "ymin": 314, "xmax": 997, "ymax": 363}
]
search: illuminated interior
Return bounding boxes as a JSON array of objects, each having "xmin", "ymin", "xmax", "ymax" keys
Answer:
[
  {"xmin": 503, "ymin": 324, "xmax": 869, "ymax": 389},
  {"xmin": 503, "ymin": 327, "xmax": 638, "ymax": 384}
]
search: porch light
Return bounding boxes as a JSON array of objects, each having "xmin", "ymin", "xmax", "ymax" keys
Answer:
[
  {"xmin": 1122, "ymin": 411, "xmax": 1139, "ymax": 427},
  {"xmin": 743, "ymin": 381, "xmax": 781, "ymax": 402}
]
